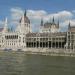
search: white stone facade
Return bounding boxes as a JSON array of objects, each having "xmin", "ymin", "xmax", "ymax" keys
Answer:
[
  {"xmin": 0, "ymin": 11, "xmax": 31, "ymax": 50},
  {"xmin": 0, "ymin": 11, "xmax": 75, "ymax": 51},
  {"xmin": 40, "ymin": 17, "xmax": 59, "ymax": 33}
]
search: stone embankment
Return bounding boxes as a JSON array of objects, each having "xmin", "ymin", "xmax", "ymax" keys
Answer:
[
  {"xmin": 23, "ymin": 48, "xmax": 75, "ymax": 57},
  {"xmin": 1, "ymin": 48, "xmax": 75, "ymax": 57}
]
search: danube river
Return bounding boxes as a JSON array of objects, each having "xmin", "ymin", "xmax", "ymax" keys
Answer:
[{"xmin": 0, "ymin": 51, "xmax": 75, "ymax": 75}]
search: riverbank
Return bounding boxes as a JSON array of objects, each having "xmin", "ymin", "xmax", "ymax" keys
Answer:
[
  {"xmin": 0, "ymin": 51, "xmax": 75, "ymax": 75},
  {"xmin": 22, "ymin": 48, "xmax": 75, "ymax": 57},
  {"xmin": 0, "ymin": 48, "xmax": 75, "ymax": 57}
]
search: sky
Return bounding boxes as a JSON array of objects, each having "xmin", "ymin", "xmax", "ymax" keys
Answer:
[{"xmin": 0, "ymin": 0, "xmax": 75, "ymax": 32}]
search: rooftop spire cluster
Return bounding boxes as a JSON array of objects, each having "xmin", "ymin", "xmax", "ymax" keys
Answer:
[
  {"xmin": 68, "ymin": 21, "xmax": 71, "ymax": 30},
  {"xmin": 40, "ymin": 18, "xmax": 43, "ymax": 26},
  {"xmin": 52, "ymin": 16, "xmax": 55, "ymax": 23},
  {"xmin": 24, "ymin": 10, "xmax": 27, "ymax": 16}
]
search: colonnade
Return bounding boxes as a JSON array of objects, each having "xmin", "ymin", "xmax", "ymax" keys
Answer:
[{"xmin": 26, "ymin": 37, "xmax": 66, "ymax": 48}]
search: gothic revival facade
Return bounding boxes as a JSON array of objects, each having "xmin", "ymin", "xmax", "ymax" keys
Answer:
[
  {"xmin": 40, "ymin": 17, "xmax": 59, "ymax": 33},
  {"xmin": 0, "ymin": 11, "xmax": 75, "ymax": 51},
  {"xmin": 0, "ymin": 11, "xmax": 31, "ymax": 51}
]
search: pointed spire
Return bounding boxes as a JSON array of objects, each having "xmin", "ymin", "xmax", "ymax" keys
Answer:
[
  {"xmin": 40, "ymin": 18, "xmax": 43, "ymax": 26},
  {"xmin": 4, "ymin": 17, "xmax": 8, "ymax": 29},
  {"xmin": 21, "ymin": 13, "xmax": 25, "ymax": 25},
  {"xmin": 58, "ymin": 20, "xmax": 59, "ymax": 28},
  {"xmin": 52, "ymin": 16, "xmax": 55, "ymax": 23},
  {"xmin": 3, "ymin": 17, "xmax": 8, "ymax": 33},
  {"xmin": 5, "ymin": 17, "xmax": 8, "ymax": 25},
  {"xmin": 68, "ymin": 21, "xmax": 71, "ymax": 30},
  {"xmin": 24, "ymin": 10, "xmax": 27, "ymax": 16}
]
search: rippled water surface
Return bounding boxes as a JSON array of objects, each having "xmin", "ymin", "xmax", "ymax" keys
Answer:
[{"xmin": 0, "ymin": 51, "xmax": 75, "ymax": 75}]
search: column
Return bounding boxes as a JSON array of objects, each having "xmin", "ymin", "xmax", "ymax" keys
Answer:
[
  {"xmin": 58, "ymin": 39, "xmax": 59, "ymax": 49},
  {"xmin": 33, "ymin": 42, "xmax": 34, "ymax": 48},
  {"xmin": 67, "ymin": 32, "xmax": 68, "ymax": 50},
  {"xmin": 39, "ymin": 38, "xmax": 40, "ymax": 48},
  {"xmin": 70, "ymin": 32, "xmax": 72, "ymax": 50},
  {"xmin": 41, "ymin": 42, "xmax": 43, "ymax": 48},
  {"xmin": 55, "ymin": 38, "xmax": 56, "ymax": 48},
  {"xmin": 60, "ymin": 38, "xmax": 62, "ymax": 48},
  {"xmin": 61, "ymin": 42, "xmax": 62, "ymax": 49},
  {"xmin": 48, "ymin": 38, "xmax": 49, "ymax": 48},
  {"xmin": 27, "ymin": 42, "xmax": 29, "ymax": 47},
  {"xmin": 51, "ymin": 37, "xmax": 52, "ymax": 49}
]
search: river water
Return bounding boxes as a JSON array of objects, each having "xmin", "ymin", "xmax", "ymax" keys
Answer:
[{"xmin": 0, "ymin": 51, "xmax": 75, "ymax": 75}]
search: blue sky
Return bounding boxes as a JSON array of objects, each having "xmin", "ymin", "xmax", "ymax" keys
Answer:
[
  {"xmin": 0, "ymin": 0, "xmax": 75, "ymax": 32},
  {"xmin": 0, "ymin": 0, "xmax": 75, "ymax": 17}
]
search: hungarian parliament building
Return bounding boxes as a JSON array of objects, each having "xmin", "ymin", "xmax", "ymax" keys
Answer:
[{"xmin": 0, "ymin": 11, "xmax": 75, "ymax": 51}]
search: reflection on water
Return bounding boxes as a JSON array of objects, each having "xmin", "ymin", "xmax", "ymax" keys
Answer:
[{"xmin": 0, "ymin": 51, "xmax": 75, "ymax": 75}]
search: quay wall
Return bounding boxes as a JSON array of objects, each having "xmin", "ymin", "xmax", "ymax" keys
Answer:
[
  {"xmin": 1, "ymin": 48, "xmax": 75, "ymax": 57},
  {"xmin": 23, "ymin": 48, "xmax": 75, "ymax": 57}
]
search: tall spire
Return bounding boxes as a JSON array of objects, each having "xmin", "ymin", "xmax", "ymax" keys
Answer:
[
  {"xmin": 5, "ymin": 17, "xmax": 7, "ymax": 25},
  {"xmin": 24, "ymin": 10, "xmax": 27, "ymax": 16},
  {"xmin": 40, "ymin": 18, "xmax": 43, "ymax": 26},
  {"xmin": 52, "ymin": 16, "xmax": 55, "ymax": 23},
  {"xmin": 68, "ymin": 21, "xmax": 71, "ymax": 30},
  {"xmin": 3, "ymin": 17, "xmax": 8, "ymax": 33},
  {"xmin": 58, "ymin": 20, "xmax": 59, "ymax": 28}
]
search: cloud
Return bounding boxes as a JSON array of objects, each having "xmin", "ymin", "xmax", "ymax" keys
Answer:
[
  {"xmin": 69, "ymin": 20, "xmax": 75, "ymax": 26},
  {"xmin": 10, "ymin": 7, "xmax": 24, "ymax": 21},
  {"xmin": 27, "ymin": 10, "xmax": 73, "ymax": 21},
  {"xmin": 59, "ymin": 19, "xmax": 75, "ymax": 32},
  {"xmin": 8, "ymin": 7, "xmax": 75, "ymax": 32},
  {"xmin": 60, "ymin": 19, "xmax": 75, "ymax": 27},
  {"xmin": 27, "ymin": 10, "xmax": 47, "ymax": 19},
  {"xmin": 27, "ymin": 10, "xmax": 73, "ymax": 32},
  {"xmin": 48, "ymin": 11, "xmax": 73, "ymax": 21}
]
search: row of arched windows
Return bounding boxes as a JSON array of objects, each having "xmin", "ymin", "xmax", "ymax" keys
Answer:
[{"xmin": 5, "ymin": 35, "xmax": 18, "ymax": 39}]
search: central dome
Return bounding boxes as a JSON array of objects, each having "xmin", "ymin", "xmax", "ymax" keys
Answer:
[
  {"xmin": 20, "ymin": 11, "xmax": 30, "ymax": 24},
  {"xmin": 24, "ymin": 16, "xmax": 30, "ymax": 24}
]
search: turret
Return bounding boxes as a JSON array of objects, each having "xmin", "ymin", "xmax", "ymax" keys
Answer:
[
  {"xmin": 20, "ymin": 13, "xmax": 25, "ymax": 25},
  {"xmin": 57, "ymin": 20, "xmax": 59, "ymax": 28},
  {"xmin": 68, "ymin": 21, "xmax": 71, "ymax": 31},
  {"xmin": 52, "ymin": 16, "xmax": 55, "ymax": 23},
  {"xmin": 40, "ymin": 18, "xmax": 43, "ymax": 26},
  {"xmin": 3, "ymin": 17, "xmax": 8, "ymax": 33},
  {"xmin": 24, "ymin": 10, "xmax": 27, "ymax": 17},
  {"xmin": 18, "ymin": 10, "xmax": 31, "ymax": 33}
]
